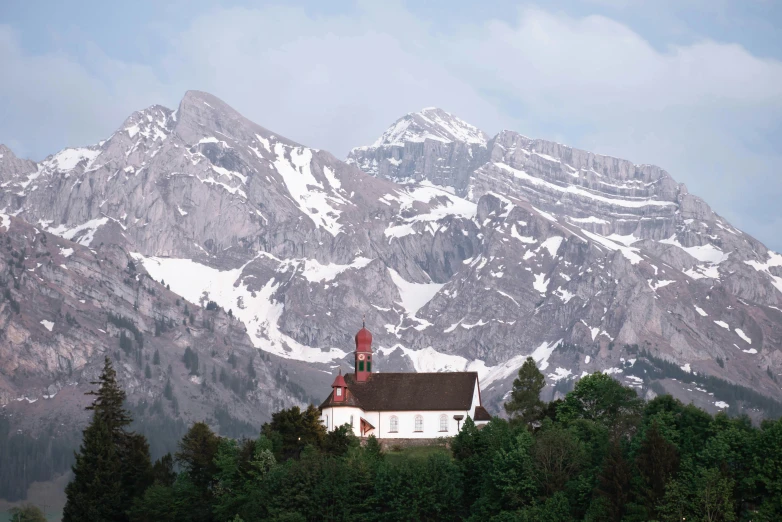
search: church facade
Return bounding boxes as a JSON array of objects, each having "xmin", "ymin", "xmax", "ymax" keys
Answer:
[{"xmin": 319, "ymin": 326, "xmax": 491, "ymax": 439}]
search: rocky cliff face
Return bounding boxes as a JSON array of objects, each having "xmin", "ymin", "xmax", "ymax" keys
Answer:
[
  {"xmin": 347, "ymin": 108, "xmax": 490, "ymax": 196},
  {"xmin": 0, "ymin": 213, "xmax": 317, "ymax": 437},
  {"xmin": 0, "ymin": 93, "xmax": 781, "ymax": 439}
]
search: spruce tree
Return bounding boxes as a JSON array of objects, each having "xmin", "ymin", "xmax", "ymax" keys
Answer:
[
  {"xmin": 63, "ymin": 414, "xmax": 125, "ymax": 522},
  {"xmin": 86, "ymin": 356, "xmax": 132, "ymax": 442},
  {"xmin": 63, "ymin": 357, "xmax": 153, "ymax": 522},
  {"xmin": 504, "ymin": 356, "xmax": 546, "ymax": 428}
]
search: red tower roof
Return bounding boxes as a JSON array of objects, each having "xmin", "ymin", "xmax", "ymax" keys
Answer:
[
  {"xmin": 355, "ymin": 327, "xmax": 373, "ymax": 352},
  {"xmin": 331, "ymin": 371, "xmax": 347, "ymax": 388}
]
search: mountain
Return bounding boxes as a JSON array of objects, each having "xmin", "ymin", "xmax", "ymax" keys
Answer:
[
  {"xmin": 0, "ymin": 93, "xmax": 781, "ymax": 474},
  {"xmin": 347, "ymin": 107, "xmax": 782, "ymax": 413},
  {"xmin": 347, "ymin": 107, "xmax": 490, "ymax": 195}
]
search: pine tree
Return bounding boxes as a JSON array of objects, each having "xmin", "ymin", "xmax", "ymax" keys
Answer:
[
  {"xmin": 152, "ymin": 349, "xmax": 160, "ymax": 365},
  {"xmin": 64, "ymin": 357, "xmax": 153, "ymax": 522},
  {"xmin": 597, "ymin": 441, "xmax": 633, "ymax": 522},
  {"xmin": 164, "ymin": 379, "xmax": 173, "ymax": 400},
  {"xmin": 635, "ymin": 421, "xmax": 680, "ymax": 518},
  {"xmin": 504, "ymin": 356, "xmax": 546, "ymax": 428},
  {"xmin": 63, "ymin": 415, "xmax": 125, "ymax": 522},
  {"xmin": 86, "ymin": 357, "xmax": 132, "ymax": 440},
  {"xmin": 145, "ymin": 364, "xmax": 152, "ymax": 379}
]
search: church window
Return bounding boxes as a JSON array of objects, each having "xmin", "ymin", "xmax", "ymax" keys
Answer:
[
  {"xmin": 414, "ymin": 415, "xmax": 424, "ymax": 432},
  {"xmin": 367, "ymin": 360, "xmax": 372, "ymax": 372},
  {"xmin": 350, "ymin": 415, "xmax": 354, "ymax": 426},
  {"xmin": 325, "ymin": 415, "xmax": 329, "ymax": 428},
  {"xmin": 359, "ymin": 360, "xmax": 365, "ymax": 371},
  {"xmin": 439, "ymin": 414, "xmax": 448, "ymax": 432},
  {"xmin": 336, "ymin": 387, "xmax": 342, "ymax": 396},
  {"xmin": 390, "ymin": 415, "xmax": 398, "ymax": 433}
]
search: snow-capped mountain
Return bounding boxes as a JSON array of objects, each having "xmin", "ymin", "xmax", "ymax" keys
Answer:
[
  {"xmin": 347, "ymin": 108, "xmax": 490, "ymax": 195},
  {"xmin": 1, "ymin": 93, "xmax": 781, "ymax": 429}
]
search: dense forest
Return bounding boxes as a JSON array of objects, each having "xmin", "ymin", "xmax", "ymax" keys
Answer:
[{"xmin": 53, "ymin": 356, "xmax": 782, "ymax": 521}]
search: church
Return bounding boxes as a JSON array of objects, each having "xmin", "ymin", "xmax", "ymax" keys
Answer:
[{"xmin": 319, "ymin": 325, "xmax": 491, "ymax": 439}]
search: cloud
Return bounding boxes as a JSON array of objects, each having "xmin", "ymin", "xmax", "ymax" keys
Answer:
[
  {"xmin": 0, "ymin": 26, "xmax": 165, "ymax": 159},
  {"xmin": 0, "ymin": 3, "xmax": 780, "ymax": 249}
]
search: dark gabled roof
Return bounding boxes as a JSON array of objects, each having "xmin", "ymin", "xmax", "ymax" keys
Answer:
[
  {"xmin": 320, "ymin": 389, "xmax": 363, "ymax": 409},
  {"xmin": 473, "ymin": 405, "xmax": 492, "ymax": 421},
  {"xmin": 320, "ymin": 372, "xmax": 479, "ymax": 411}
]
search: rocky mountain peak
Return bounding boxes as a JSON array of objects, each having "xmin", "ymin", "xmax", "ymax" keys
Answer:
[
  {"xmin": 0, "ymin": 90, "xmax": 781, "ymax": 441},
  {"xmin": 368, "ymin": 107, "xmax": 489, "ymax": 149}
]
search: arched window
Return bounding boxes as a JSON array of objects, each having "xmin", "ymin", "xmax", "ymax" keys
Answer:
[
  {"xmin": 414, "ymin": 415, "xmax": 424, "ymax": 432},
  {"xmin": 325, "ymin": 415, "xmax": 329, "ymax": 428},
  {"xmin": 390, "ymin": 415, "xmax": 398, "ymax": 433},
  {"xmin": 350, "ymin": 415, "xmax": 354, "ymax": 427},
  {"xmin": 439, "ymin": 414, "xmax": 448, "ymax": 432}
]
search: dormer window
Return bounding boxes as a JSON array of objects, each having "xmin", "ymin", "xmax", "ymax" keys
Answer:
[{"xmin": 336, "ymin": 388, "xmax": 342, "ymax": 397}]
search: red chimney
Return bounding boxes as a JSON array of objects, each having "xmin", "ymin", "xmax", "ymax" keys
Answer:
[
  {"xmin": 354, "ymin": 323, "xmax": 373, "ymax": 382},
  {"xmin": 332, "ymin": 370, "xmax": 347, "ymax": 402}
]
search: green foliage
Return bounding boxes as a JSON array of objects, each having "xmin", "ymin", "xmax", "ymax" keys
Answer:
[
  {"xmin": 9, "ymin": 504, "xmax": 47, "ymax": 522},
  {"xmin": 260, "ymin": 405, "xmax": 327, "ymax": 461},
  {"xmin": 183, "ymin": 346, "xmax": 199, "ymax": 375},
  {"xmin": 60, "ymin": 362, "xmax": 782, "ymax": 522},
  {"xmin": 64, "ymin": 357, "xmax": 152, "ymax": 522},
  {"xmin": 557, "ymin": 372, "xmax": 643, "ymax": 436},
  {"xmin": 504, "ymin": 357, "xmax": 546, "ymax": 429}
]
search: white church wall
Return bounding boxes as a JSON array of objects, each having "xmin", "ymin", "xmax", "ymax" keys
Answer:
[
  {"xmin": 320, "ymin": 377, "xmax": 486, "ymax": 438},
  {"xmin": 321, "ymin": 406, "xmax": 364, "ymax": 436},
  {"xmin": 369, "ymin": 409, "xmax": 473, "ymax": 439}
]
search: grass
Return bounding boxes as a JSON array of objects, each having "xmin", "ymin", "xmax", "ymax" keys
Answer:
[{"xmin": 383, "ymin": 443, "xmax": 451, "ymax": 465}]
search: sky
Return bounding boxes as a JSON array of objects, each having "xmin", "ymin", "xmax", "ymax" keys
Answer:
[{"xmin": 1, "ymin": 0, "xmax": 781, "ymax": 249}]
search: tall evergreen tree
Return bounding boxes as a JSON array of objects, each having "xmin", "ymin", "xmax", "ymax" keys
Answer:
[
  {"xmin": 504, "ymin": 357, "xmax": 546, "ymax": 428},
  {"xmin": 63, "ymin": 357, "xmax": 152, "ymax": 522},
  {"xmin": 63, "ymin": 414, "xmax": 125, "ymax": 522},
  {"xmin": 635, "ymin": 420, "xmax": 680, "ymax": 518},
  {"xmin": 86, "ymin": 356, "xmax": 132, "ymax": 439}
]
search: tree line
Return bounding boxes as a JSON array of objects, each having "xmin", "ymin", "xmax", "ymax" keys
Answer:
[{"xmin": 60, "ymin": 356, "xmax": 782, "ymax": 521}]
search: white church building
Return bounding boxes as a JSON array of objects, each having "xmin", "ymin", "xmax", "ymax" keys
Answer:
[{"xmin": 319, "ymin": 326, "xmax": 491, "ymax": 439}]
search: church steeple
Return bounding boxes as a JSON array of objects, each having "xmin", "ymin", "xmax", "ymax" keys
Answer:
[
  {"xmin": 354, "ymin": 320, "xmax": 373, "ymax": 382},
  {"xmin": 331, "ymin": 370, "xmax": 347, "ymax": 402}
]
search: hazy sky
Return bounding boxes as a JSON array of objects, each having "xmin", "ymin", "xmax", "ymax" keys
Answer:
[{"xmin": 1, "ymin": 0, "xmax": 781, "ymax": 249}]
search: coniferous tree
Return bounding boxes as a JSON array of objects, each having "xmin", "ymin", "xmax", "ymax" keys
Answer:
[
  {"xmin": 151, "ymin": 453, "xmax": 177, "ymax": 487},
  {"xmin": 635, "ymin": 420, "xmax": 680, "ymax": 518},
  {"xmin": 144, "ymin": 364, "xmax": 152, "ymax": 379},
  {"xmin": 597, "ymin": 441, "xmax": 633, "ymax": 522},
  {"xmin": 152, "ymin": 349, "xmax": 160, "ymax": 365},
  {"xmin": 164, "ymin": 379, "xmax": 173, "ymax": 400},
  {"xmin": 64, "ymin": 357, "xmax": 152, "ymax": 522},
  {"xmin": 63, "ymin": 401, "xmax": 125, "ymax": 521},
  {"xmin": 504, "ymin": 356, "xmax": 546, "ymax": 428}
]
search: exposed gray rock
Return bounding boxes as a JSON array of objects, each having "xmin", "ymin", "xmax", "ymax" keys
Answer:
[{"xmin": 0, "ymin": 93, "xmax": 781, "ymax": 431}]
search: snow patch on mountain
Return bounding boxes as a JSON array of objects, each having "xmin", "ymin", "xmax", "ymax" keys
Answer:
[
  {"xmin": 133, "ymin": 254, "xmax": 348, "ymax": 363},
  {"xmin": 272, "ymin": 143, "xmax": 345, "ymax": 236},
  {"xmin": 300, "ymin": 257, "xmax": 373, "ymax": 283},
  {"xmin": 387, "ymin": 268, "xmax": 443, "ymax": 315},
  {"xmin": 371, "ymin": 107, "xmax": 487, "ymax": 148},
  {"xmin": 46, "ymin": 217, "xmax": 109, "ymax": 246}
]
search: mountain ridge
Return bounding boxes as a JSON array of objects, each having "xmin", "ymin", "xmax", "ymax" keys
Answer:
[{"xmin": 0, "ymin": 92, "xmax": 780, "ymax": 436}]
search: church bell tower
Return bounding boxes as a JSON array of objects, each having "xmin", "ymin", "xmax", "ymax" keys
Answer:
[{"xmin": 354, "ymin": 320, "xmax": 373, "ymax": 383}]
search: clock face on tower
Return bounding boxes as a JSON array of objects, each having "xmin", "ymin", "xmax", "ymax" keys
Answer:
[{"xmin": 358, "ymin": 354, "xmax": 365, "ymax": 361}]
